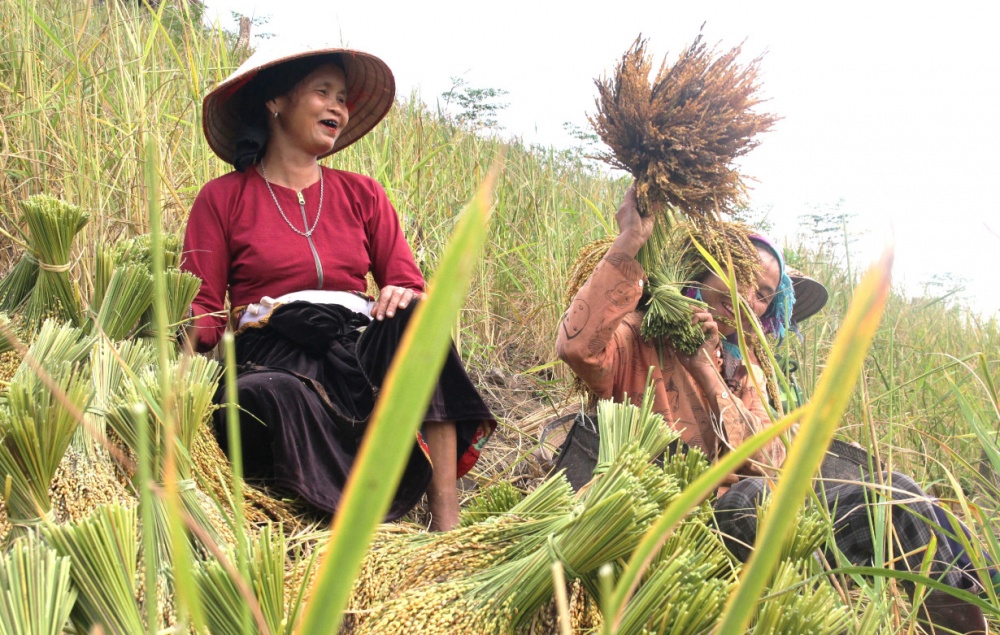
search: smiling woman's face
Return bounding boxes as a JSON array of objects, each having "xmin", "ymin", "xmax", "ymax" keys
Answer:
[
  {"xmin": 698, "ymin": 246, "xmax": 781, "ymax": 337},
  {"xmin": 268, "ymin": 63, "xmax": 349, "ymax": 157}
]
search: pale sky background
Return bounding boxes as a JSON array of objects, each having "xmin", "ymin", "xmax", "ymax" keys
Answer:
[{"xmin": 202, "ymin": 0, "xmax": 1000, "ymax": 317}]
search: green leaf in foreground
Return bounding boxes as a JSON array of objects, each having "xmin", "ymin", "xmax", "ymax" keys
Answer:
[
  {"xmin": 715, "ymin": 249, "xmax": 893, "ymax": 634},
  {"xmin": 293, "ymin": 162, "xmax": 501, "ymax": 635}
]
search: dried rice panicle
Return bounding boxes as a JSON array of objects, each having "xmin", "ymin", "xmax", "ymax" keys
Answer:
[
  {"xmin": 48, "ymin": 445, "xmax": 132, "ymax": 525},
  {"xmin": 189, "ymin": 423, "xmax": 299, "ymax": 528},
  {"xmin": 591, "ymin": 35, "xmax": 777, "ymax": 221},
  {"xmin": 563, "ymin": 236, "xmax": 616, "ymax": 310}
]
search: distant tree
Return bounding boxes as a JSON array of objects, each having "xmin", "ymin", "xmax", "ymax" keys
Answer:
[
  {"xmin": 441, "ymin": 77, "xmax": 509, "ymax": 130},
  {"xmin": 921, "ymin": 271, "xmax": 968, "ymax": 307},
  {"xmin": 796, "ymin": 199, "xmax": 861, "ymax": 255}
]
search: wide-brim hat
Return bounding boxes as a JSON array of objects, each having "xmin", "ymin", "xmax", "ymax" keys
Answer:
[
  {"xmin": 788, "ymin": 268, "xmax": 829, "ymax": 324},
  {"xmin": 202, "ymin": 41, "xmax": 395, "ymax": 164}
]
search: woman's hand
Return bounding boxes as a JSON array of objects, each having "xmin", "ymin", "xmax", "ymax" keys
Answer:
[
  {"xmin": 677, "ymin": 307, "xmax": 722, "ymax": 378},
  {"xmin": 612, "ymin": 183, "xmax": 655, "ymax": 257},
  {"xmin": 371, "ymin": 285, "xmax": 423, "ymax": 321}
]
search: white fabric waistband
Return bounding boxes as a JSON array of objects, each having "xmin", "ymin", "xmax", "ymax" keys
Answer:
[{"xmin": 238, "ymin": 290, "xmax": 374, "ymax": 329}]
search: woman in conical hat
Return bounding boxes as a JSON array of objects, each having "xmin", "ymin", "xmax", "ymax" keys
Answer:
[{"xmin": 182, "ymin": 42, "xmax": 495, "ymax": 531}]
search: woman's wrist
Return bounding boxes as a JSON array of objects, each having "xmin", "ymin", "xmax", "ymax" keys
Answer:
[{"xmin": 611, "ymin": 231, "xmax": 646, "ymax": 258}]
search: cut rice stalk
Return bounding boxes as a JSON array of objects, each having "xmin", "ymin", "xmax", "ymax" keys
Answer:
[
  {"xmin": 0, "ymin": 358, "xmax": 91, "ymax": 536},
  {"xmin": 0, "ymin": 536, "xmax": 77, "ymax": 635},
  {"xmin": 90, "ymin": 243, "xmax": 116, "ymax": 313},
  {"xmin": 0, "ymin": 253, "xmax": 38, "ymax": 314},
  {"xmin": 195, "ymin": 523, "xmax": 306, "ymax": 635},
  {"xmin": 0, "ymin": 313, "xmax": 12, "ymax": 355},
  {"xmin": 138, "ymin": 268, "xmax": 200, "ymax": 339},
  {"xmin": 596, "ymin": 387, "xmax": 679, "ymax": 468},
  {"xmin": 94, "ymin": 264, "xmax": 154, "ymax": 341},
  {"xmin": 41, "ymin": 504, "xmax": 145, "ymax": 635},
  {"xmin": 752, "ymin": 560, "xmax": 852, "ymax": 635}
]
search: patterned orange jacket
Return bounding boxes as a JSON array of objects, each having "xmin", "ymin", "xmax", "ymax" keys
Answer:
[{"xmin": 556, "ymin": 248, "xmax": 786, "ymax": 476}]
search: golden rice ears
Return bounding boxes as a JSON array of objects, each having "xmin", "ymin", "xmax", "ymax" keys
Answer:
[{"xmin": 590, "ymin": 34, "xmax": 778, "ymax": 222}]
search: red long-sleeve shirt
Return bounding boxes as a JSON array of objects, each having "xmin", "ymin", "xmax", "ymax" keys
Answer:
[{"xmin": 181, "ymin": 167, "xmax": 425, "ymax": 351}]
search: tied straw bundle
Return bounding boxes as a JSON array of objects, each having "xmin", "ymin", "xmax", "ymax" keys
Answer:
[
  {"xmin": 586, "ymin": 34, "xmax": 777, "ymax": 356},
  {"xmin": 18, "ymin": 196, "xmax": 90, "ymax": 327}
]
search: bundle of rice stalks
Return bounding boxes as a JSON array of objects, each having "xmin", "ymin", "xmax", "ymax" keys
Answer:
[
  {"xmin": 0, "ymin": 322, "xmax": 94, "ymax": 536},
  {"xmin": 140, "ymin": 268, "xmax": 200, "ymax": 339},
  {"xmin": 595, "ymin": 378, "xmax": 679, "ymax": 468},
  {"xmin": 0, "ymin": 536, "xmax": 77, "ymax": 635},
  {"xmin": 459, "ymin": 481, "xmax": 524, "ymax": 527},
  {"xmin": 19, "ymin": 196, "xmax": 90, "ymax": 327},
  {"xmin": 359, "ymin": 450, "xmax": 670, "ymax": 634},
  {"xmin": 591, "ymin": 35, "xmax": 777, "ymax": 222},
  {"xmin": 351, "ymin": 474, "xmax": 576, "ymax": 619},
  {"xmin": 0, "ymin": 253, "xmax": 37, "ymax": 314},
  {"xmin": 618, "ymin": 546, "xmax": 734, "ymax": 634},
  {"xmin": 10, "ymin": 319, "xmax": 92, "ymax": 386},
  {"xmin": 93, "ymin": 264, "xmax": 154, "ymax": 341},
  {"xmin": 0, "ymin": 313, "xmax": 12, "ymax": 356},
  {"xmin": 752, "ymin": 560, "xmax": 852, "ymax": 634},
  {"xmin": 0, "ymin": 363, "xmax": 91, "ymax": 536},
  {"xmin": 90, "ymin": 234, "xmax": 198, "ymax": 340},
  {"xmin": 41, "ymin": 504, "xmax": 146, "ymax": 635},
  {"xmin": 114, "ymin": 233, "xmax": 184, "ymax": 271},
  {"xmin": 195, "ymin": 522, "xmax": 316, "ymax": 635},
  {"xmin": 105, "ymin": 353, "xmax": 221, "ymax": 481}
]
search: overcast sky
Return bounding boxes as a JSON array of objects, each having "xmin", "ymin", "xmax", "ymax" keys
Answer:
[{"xmin": 202, "ymin": 0, "xmax": 1000, "ymax": 316}]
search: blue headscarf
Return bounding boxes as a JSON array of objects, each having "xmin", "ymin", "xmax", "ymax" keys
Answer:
[{"xmin": 749, "ymin": 233, "xmax": 795, "ymax": 341}]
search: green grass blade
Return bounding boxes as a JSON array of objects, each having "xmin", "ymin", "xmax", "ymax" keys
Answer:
[
  {"xmin": 293, "ymin": 162, "xmax": 500, "ymax": 635},
  {"xmin": 715, "ymin": 249, "xmax": 893, "ymax": 635}
]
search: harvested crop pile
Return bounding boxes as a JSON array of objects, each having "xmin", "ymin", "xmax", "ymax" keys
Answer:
[{"xmin": 348, "ymin": 390, "xmax": 854, "ymax": 634}]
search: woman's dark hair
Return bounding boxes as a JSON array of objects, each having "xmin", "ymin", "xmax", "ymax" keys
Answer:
[{"xmin": 231, "ymin": 54, "xmax": 347, "ymax": 172}]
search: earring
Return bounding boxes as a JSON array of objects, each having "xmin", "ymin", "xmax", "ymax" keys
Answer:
[{"xmin": 273, "ymin": 111, "xmax": 279, "ymax": 119}]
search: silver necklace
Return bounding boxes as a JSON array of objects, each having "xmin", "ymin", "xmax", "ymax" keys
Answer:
[{"xmin": 260, "ymin": 162, "xmax": 324, "ymax": 238}]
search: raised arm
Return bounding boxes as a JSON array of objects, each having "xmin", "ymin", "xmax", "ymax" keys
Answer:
[{"xmin": 556, "ymin": 185, "xmax": 653, "ymax": 395}]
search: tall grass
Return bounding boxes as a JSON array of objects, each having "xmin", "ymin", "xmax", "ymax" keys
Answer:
[{"xmin": 1, "ymin": 0, "xmax": 998, "ymax": 631}]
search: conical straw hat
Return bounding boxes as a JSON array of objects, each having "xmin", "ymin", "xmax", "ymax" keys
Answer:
[
  {"xmin": 202, "ymin": 40, "xmax": 395, "ymax": 164},
  {"xmin": 787, "ymin": 268, "xmax": 829, "ymax": 324}
]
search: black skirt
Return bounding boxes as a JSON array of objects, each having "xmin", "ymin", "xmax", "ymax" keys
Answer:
[{"xmin": 213, "ymin": 300, "xmax": 495, "ymax": 521}]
